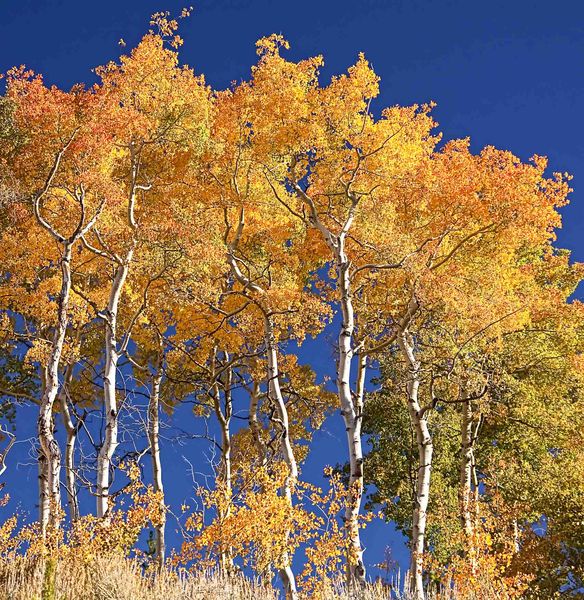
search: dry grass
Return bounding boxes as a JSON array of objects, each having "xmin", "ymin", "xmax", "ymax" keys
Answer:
[
  {"xmin": 0, "ymin": 557, "xmax": 406, "ymax": 600},
  {"xmin": 0, "ymin": 556, "xmax": 278, "ymax": 600},
  {"xmin": 0, "ymin": 556, "xmax": 522, "ymax": 600}
]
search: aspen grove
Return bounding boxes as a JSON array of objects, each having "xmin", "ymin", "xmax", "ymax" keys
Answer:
[{"xmin": 0, "ymin": 12, "xmax": 582, "ymax": 600}]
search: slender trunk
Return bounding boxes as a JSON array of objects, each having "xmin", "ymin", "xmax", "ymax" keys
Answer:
[
  {"xmin": 472, "ymin": 450, "xmax": 480, "ymax": 521},
  {"xmin": 97, "ymin": 255, "xmax": 132, "ymax": 518},
  {"xmin": 38, "ymin": 373, "xmax": 49, "ymax": 528},
  {"xmin": 226, "ymin": 207, "xmax": 297, "ymax": 596},
  {"xmin": 148, "ymin": 354, "xmax": 166, "ymax": 570},
  {"xmin": 37, "ymin": 243, "xmax": 73, "ymax": 534},
  {"xmin": 32, "ymin": 132, "xmax": 102, "ymax": 534},
  {"xmin": 459, "ymin": 398, "xmax": 474, "ymax": 540},
  {"xmin": 292, "ymin": 182, "xmax": 366, "ymax": 583},
  {"xmin": 398, "ymin": 329, "xmax": 432, "ymax": 600},
  {"xmin": 221, "ymin": 363, "xmax": 232, "ymax": 502},
  {"xmin": 247, "ymin": 369, "xmax": 272, "ymax": 588},
  {"xmin": 38, "ymin": 449, "xmax": 49, "ymax": 530},
  {"xmin": 211, "ymin": 350, "xmax": 233, "ymax": 576},
  {"xmin": 264, "ymin": 314, "xmax": 298, "ymax": 600},
  {"xmin": 264, "ymin": 315, "xmax": 298, "ymax": 485},
  {"xmin": 59, "ymin": 366, "xmax": 79, "ymax": 522},
  {"xmin": 335, "ymin": 246, "xmax": 366, "ymax": 585},
  {"xmin": 88, "ymin": 144, "xmax": 138, "ymax": 519}
]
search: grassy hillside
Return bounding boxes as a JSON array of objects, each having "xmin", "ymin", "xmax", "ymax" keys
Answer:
[{"xmin": 0, "ymin": 556, "xmax": 521, "ymax": 600}]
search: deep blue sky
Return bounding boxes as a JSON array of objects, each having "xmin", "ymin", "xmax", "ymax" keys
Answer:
[{"xmin": 1, "ymin": 0, "xmax": 583, "ymax": 580}]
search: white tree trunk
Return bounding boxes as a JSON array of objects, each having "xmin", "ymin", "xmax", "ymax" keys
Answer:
[
  {"xmin": 459, "ymin": 398, "xmax": 474, "ymax": 540},
  {"xmin": 97, "ymin": 255, "xmax": 132, "ymax": 518},
  {"xmin": 148, "ymin": 357, "xmax": 166, "ymax": 569},
  {"xmin": 226, "ymin": 207, "xmax": 298, "ymax": 597},
  {"xmin": 37, "ymin": 243, "xmax": 73, "ymax": 534},
  {"xmin": 38, "ymin": 448, "xmax": 49, "ymax": 532},
  {"xmin": 398, "ymin": 329, "xmax": 432, "ymax": 600},
  {"xmin": 37, "ymin": 372, "xmax": 49, "ymax": 529},
  {"xmin": 264, "ymin": 315, "xmax": 298, "ymax": 485},
  {"xmin": 32, "ymin": 132, "xmax": 102, "ymax": 534},
  {"xmin": 288, "ymin": 160, "xmax": 367, "ymax": 585},
  {"xmin": 335, "ymin": 245, "xmax": 366, "ymax": 585},
  {"xmin": 264, "ymin": 314, "xmax": 298, "ymax": 600},
  {"xmin": 31, "ymin": 139, "xmax": 103, "ymax": 528},
  {"xmin": 211, "ymin": 351, "xmax": 233, "ymax": 575},
  {"xmin": 59, "ymin": 367, "xmax": 80, "ymax": 522}
]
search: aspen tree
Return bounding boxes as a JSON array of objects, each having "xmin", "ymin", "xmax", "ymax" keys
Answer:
[
  {"xmin": 76, "ymin": 19, "xmax": 212, "ymax": 517},
  {"xmin": 242, "ymin": 37, "xmax": 434, "ymax": 583},
  {"xmin": 0, "ymin": 70, "xmax": 112, "ymax": 532}
]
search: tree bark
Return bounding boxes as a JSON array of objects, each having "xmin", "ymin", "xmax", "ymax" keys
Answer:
[
  {"xmin": 211, "ymin": 350, "xmax": 233, "ymax": 576},
  {"xmin": 59, "ymin": 364, "xmax": 80, "ymax": 522},
  {"xmin": 32, "ymin": 135, "xmax": 103, "ymax": 530},
  {"xmin": 459, "ymin": 398, "xmax": 474, "ymax": 540},
  {"xmin": 398, "ymin": 329, "xmax": 432, "ymax": 600},
  {"xmin": 97, "ymin": 255, "xmax": 132, "ymax": 519},
  {"xmin": 335, "ymin": 243, "xmax": 366, "ymax": 585},
  {"xmin": 148, "ymin": 353, "xmax": 166, "ymax": 570},
  {"xmin": 37, "ymin": 243, "xmax": 73, "ymax": 535},
  {"xmin": 38, "ymin": 449, "xmax": 49, "ymax": 532},
  {"xmin": 226, "ymin": 207, "xmax": 298, "ymax": 597},
  {"xmin": 93, "ymin": 143, "xmax": 140, "ymax": 519},
  {"xmin": 264, "ymin": 314, "xmax": 298, "ymax": 600},
  {"xmin": 37, "ymin": 372, "xmax": 49, "ymax": 529}
]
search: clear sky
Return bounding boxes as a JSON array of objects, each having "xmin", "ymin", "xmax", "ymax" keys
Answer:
[{"xmin": 1, "ymin": 0, "xmax": 583, "ymax": 579}]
